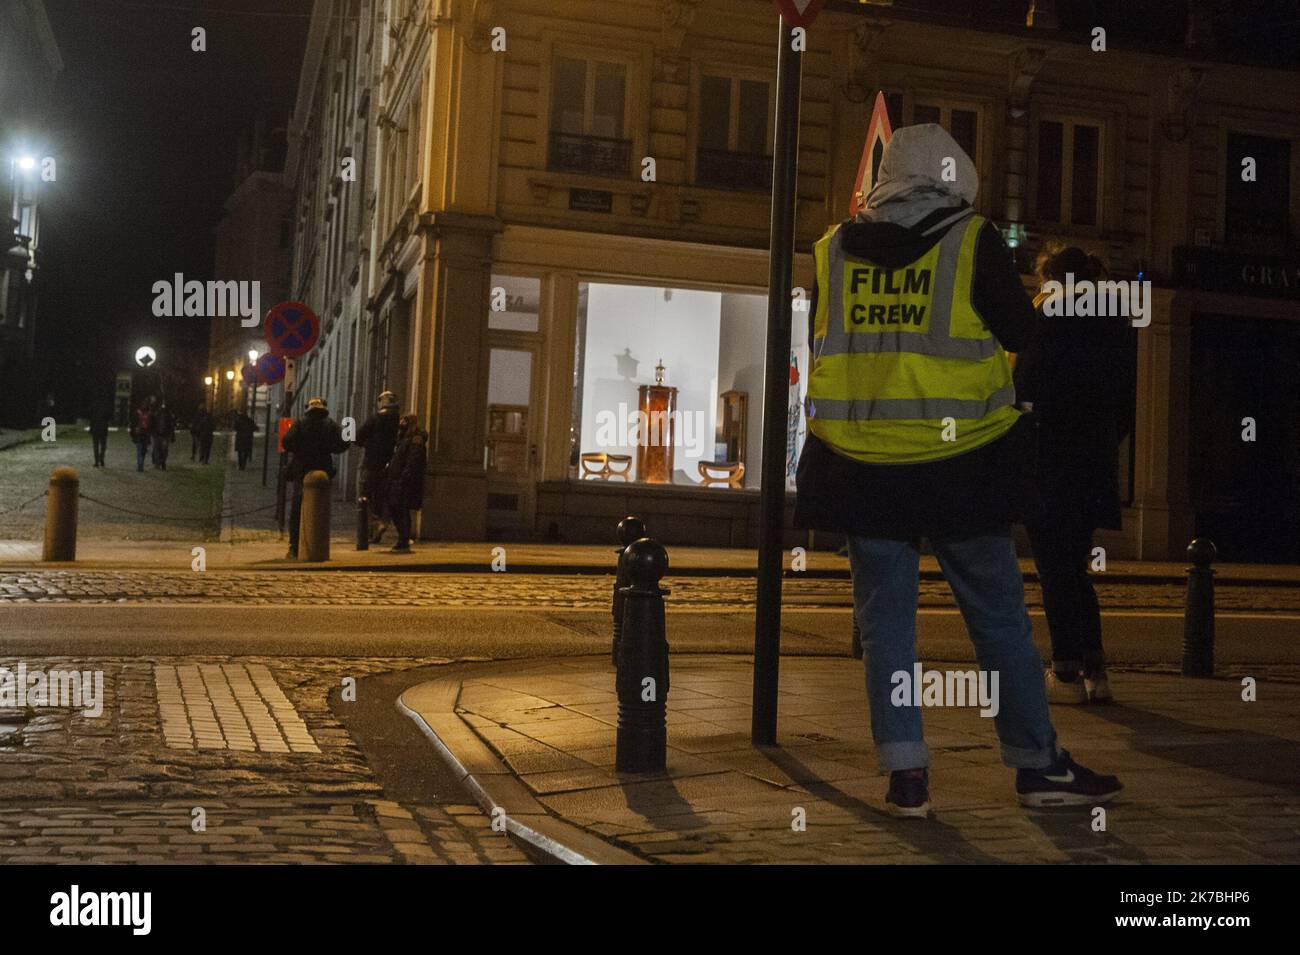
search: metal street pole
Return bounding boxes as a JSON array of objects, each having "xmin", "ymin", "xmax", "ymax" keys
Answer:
[{"xmin": 752, "ymin": 15, "xmax": 803, "ymax": 746}]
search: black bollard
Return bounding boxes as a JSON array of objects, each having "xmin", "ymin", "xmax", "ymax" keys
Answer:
[
  {"xmin": 615, "ymin": 538, "xmax": 670, "ymax": 774},
  {"xmin": 1182, "ymin": 538, "xmax": 1216, "ymax": 677},
  {"xmin": 355, "ymin": 496, "xmax": 370, "ymax": 551},
  {"xmin": 611, "ymin": 516, "xmax": 647, "ymax": 665},
  {"xmin": 851, "ymin": 616, "xmax": 863, "ymax": 660}
]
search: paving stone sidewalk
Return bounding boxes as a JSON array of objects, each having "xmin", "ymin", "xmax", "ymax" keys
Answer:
[
  {"xmin": 0, "ymin": 655, "xmax": 528, "ymax": 864},
  {"xmin": 439, "ymin": 655, "xmax": 1300, "ymax": 864}
]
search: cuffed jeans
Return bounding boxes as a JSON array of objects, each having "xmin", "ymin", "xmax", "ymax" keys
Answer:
[{"xmin": 847, "ymin": 531, "xmax": 1058, "ymax": 773}]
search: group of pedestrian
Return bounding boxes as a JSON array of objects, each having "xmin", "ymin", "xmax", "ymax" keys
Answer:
[
  {"xmin": 127, "ymin": 399, "xmax": 177, "ymax": 471},
  {"xmin": 280, "ymin": 391, "xmax": 426, "ymax": 560},
  {"xmin": 796, "ymin": 123, "xmax": 1133, "ymax": 816}
]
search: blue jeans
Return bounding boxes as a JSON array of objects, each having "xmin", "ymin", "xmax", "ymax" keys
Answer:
[
  {"xmin": 847, "ymin": 531, "xmax": 1058, "ymax": 773},
  {"xmin": 135, "ymin": 441, "xmax": 148, "ymax": 471}
]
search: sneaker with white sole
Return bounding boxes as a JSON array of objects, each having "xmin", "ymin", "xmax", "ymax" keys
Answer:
[
  {"xmin": 1016, "ymin": 750, "xmax": 1122, "ymax": 808},
  {"xmin": 1084, "ymin": 671, "xmax": 1113, "ymax": 703},
  {"xmin": 1045, "ymin": 669, "xmax": 1088, "ymax": 705},
  {"xmin": 885, "ymin": 768, "xmax": 931, "ymax": 819}
]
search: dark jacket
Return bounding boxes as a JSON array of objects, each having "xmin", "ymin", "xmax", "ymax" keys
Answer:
[
  {"xmin": 356, "ymin": 409, "xmax": 401, "ymax": 470},
  {"xmin": 386, "ymin": 428, "xmax": 427, "ymax": 511},
  {"xmin": 282, "ymin": 408, "xmax": 348, "ymax": 479},
  {"xmin": 193, "ymin": 411, "xmax": 215, "ymax": 441},
  {"xmin": 794, "ymin": 208, "xmax": 1041, "ymax": 540},
  {"xmin": 1013, "ymin": 302, "xmax": 1135, "ymax": 531},
  {"xmin": 89, "ymin": 407, "xmax": 112, "ymax": 437},
  {"xmin": 233, "ymin": 413, "xmax": 258, "ymax": 452},
  {"xmin": 152, "ymin": 409, "xmax": 176, "ymax": 441}
]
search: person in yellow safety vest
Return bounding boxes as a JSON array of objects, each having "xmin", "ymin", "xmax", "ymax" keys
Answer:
[{"xmin": 794, "ymin": 124, "xmax": 1121, "ymax": 816}]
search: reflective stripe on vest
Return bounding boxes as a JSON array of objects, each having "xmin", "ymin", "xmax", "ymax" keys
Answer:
[
  {"xmin": 808, "ymin": 383, "xmax": 1017, "ymax": 423},
  {"xmin": 806, "ymin": 213, "xmax": 1020, "ymax": 464}
]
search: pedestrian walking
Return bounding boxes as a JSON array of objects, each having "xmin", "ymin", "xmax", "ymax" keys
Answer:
[
  {"xmin": 193, "ymin": 407, "xmax": 216, "ymax": 464},
  {"xmin": 384, "ymin": 414, "xmax": 427, "ymax": 553},
  {"xmin": 355, "ymin": 391, "xmax": 401, "ymax": 543},
  {"xmin": 234, "ymin": 411, "xmax": 258, "ymax": 470},
  {"xmin": 795, "ymin": 124, "xmax": 1121, "ymax": 815},
  {"xmin": 130, "ymin": 404, "xmax": 153, "ymax": 472},
  {"xmin": 151, "ymin": 404, "xmax": 176, "ymax": 470},
  {"xmin": 281, "ymin": 397, "xmax": 349, "ymax": 559},
  {"xmin": 1015, "ymin": 246, "xmax": 1136, "ymax": 705},
  {"xmin": 89, "ymin": 403, "xmax": 111, "ymax": 468}
]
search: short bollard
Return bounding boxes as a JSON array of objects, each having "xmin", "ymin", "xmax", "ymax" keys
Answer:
[
  {"xmin": 299, "ymin": 470, "xmax": 332, "ymax": 563},
  {"xmin": 355, "ymin": 496, "xmax": 370, "ymax": 551},
  {"xmin": 42, "ymin": 467, "xmax": 79, "ymax": 562},
  {"xmin": 1182, "ymin": 538, "xmax": 1217, "ymax": 678},
  {"xmin": 851, "ymin": 616, "xmax": 863, "ymax": 660},
  {"xmin": 611, "ymin": 515, "xmax": 646, "ymax": 665},
  {"xmin": 615, "ymin": 538, "xmax": 670, "ymax": 774}
]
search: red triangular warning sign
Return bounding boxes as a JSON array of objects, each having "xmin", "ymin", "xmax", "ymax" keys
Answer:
[
  {"xmin": 849, "ymin": 91, "xmax": 894, "ymax": 217},
  {"xmin": 772, "ymin": 0, "xmax": 827, "ymax": 26}
]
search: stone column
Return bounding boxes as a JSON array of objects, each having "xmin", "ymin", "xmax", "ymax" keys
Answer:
[
  {"xmin": 411, "ymin": 211, "xmax": 501, "ymax": 541},
  {"xmin": 1132, "ymin": 288, "xmax": 1194, "ymax": 559}
]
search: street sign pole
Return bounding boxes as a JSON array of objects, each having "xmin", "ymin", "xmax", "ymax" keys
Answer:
[{"xmin": 753, "ymin": 13, "xmax": 804, "ymax": 746}]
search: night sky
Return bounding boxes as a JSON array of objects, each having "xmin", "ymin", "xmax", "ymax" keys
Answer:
[{"xmin": 36, "ymin": 0, "xmax": 312, "ymax": 416}]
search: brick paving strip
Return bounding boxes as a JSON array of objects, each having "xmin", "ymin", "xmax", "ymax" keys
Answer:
[
  {"xmin": 400, "ymin": 655, "xmax": 1300, "ymax": 864},
  {"xmin": 0, "ymin": 656, "xmax": 529, "ymax": 864}
]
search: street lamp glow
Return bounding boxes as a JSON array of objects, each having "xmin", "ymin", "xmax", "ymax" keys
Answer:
[
  {"xmin": 248, "ymin": 348, "xmax": 259, "ymax": 362},
  {"xmin": 16, "ymin": 155, "xmax": 37, "ymax": 171},
  {"xmin": 204, "ymin": 376, "xmax": 213, "ymax": 386},
  {"xmin": 225, "ymin": 370, "xmax": 235, "ymax": 381},
  {"xmin": 134, "ymin": 345, "xmax": 157, "ymax": 368}
]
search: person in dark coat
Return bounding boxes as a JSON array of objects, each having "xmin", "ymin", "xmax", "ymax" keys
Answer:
[
  {"xmin": 384, "ymin": 414, "xmax": 427, "ymax": 553},
  {"xmin": 89, "ymin": 403, "xmax": 111, "ymax": 468},
  {"xmin": 130, "ymin": 404, "xmax": 153, "ymax": 472},
  {"xmin": 281, "ymin": 397, "xmax": 350, "ymax": 558},
  {"xmin": 355, "ymin": 391, "xmax": 401, "ymax": 543},
  {"xmin": 193, "ymin": 408, "xmax": 216, "ymax": 464},
  {"xmin": 150, "ymin": 404, "xmax": 176, "ymax": 469},
  {"xmin": 1014, "ymin": 246, "xmax": 1136, "ymax": 704},
  {"xmin": 233, "ymin": 412, "xmax": 258, "ymax": 470}
]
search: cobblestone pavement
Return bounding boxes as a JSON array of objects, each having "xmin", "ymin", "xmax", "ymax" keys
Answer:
[
  {"xmin": 0, "ymin": 567, "xmax": 1296, "ymax": 613},
  {"xmin": 0, "ymin": 655, "xmax": 529, "ymax": 864}
]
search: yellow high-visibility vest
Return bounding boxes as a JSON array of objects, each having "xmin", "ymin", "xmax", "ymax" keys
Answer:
[{"xmin": 806, "ymin": 212, "xmax": 1020, "ymax": 464}]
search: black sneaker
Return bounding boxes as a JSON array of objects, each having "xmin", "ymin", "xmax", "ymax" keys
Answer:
[
  {"xmin": 885, "ymin": 768, "xmax": 931, "ymax": 819},
  {"xmin": 1017, "ymin": 749, "xmax": 1122, "ymax": 808}
]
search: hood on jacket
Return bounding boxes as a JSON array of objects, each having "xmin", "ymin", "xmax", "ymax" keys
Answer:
[
  {"xmin": 304, "ymin": 407, "xmax": 329, "ymax": 421},
  {"xmin": 866, "ymin": 123, "xmax": 977, "ymax": 208}
]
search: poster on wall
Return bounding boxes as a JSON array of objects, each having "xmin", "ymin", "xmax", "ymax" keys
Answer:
[{"xmin": 786, "ymin": 351, "xmax": 803, "ymax": 489}]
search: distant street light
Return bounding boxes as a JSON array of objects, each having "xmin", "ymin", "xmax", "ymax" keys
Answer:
[
  {"xmin": 135, "ymin": 346, "xmax": 157, "ymax": 368},
  {"xmin": 248, "ymin": 348, "xmax": 259, "ymax": 362},
  {"xmin": 225, "ymin": 370, "xmax": 235, "ymax": 381},
  {"xmin": 16, "ymin": 155, "xmax": 37, "ymax": 172},
  {"xmin": 204, "ymin": 375, "xmax": 213, "ymax": 386}
]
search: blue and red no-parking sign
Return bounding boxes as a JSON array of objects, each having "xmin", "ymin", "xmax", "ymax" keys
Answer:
[{"xmin": 262, "ymin": 301, "xmax": 320, "ymax": 359}]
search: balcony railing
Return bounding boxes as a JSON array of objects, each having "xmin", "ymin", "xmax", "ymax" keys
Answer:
[
  {"xmin": 695, "ymin": 148, "xmax": 773, "ymax": 191},
  {"xmin": 548, "ymin": 131, "xmax": 632, "ymax": 177}
]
